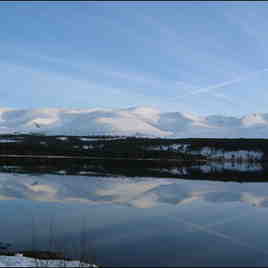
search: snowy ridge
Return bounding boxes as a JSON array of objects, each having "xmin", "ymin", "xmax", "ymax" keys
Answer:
[{"xmin": 0, "ymin": 106, "xmax": 268, "ymax": 138}]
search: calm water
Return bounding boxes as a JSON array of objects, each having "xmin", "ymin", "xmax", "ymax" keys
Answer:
[{"xmin": 1, "ymin": 167, "xmax": 268, "ymax": 266}]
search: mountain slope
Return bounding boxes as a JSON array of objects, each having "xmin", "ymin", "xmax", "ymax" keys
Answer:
[{"xmin": 0, "ymin": 106, "xmax": 268, "ymax": 138}]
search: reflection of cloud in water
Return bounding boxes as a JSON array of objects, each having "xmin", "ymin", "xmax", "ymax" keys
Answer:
[
  {"xmin": 241, "ymin": 193, "xmax": 268, "ymax": 208},
  {"xmin": 0, "ymin": 174, "xmax": 175, "ymax": 205},
  {"xmin": 129, "ymin": 184, "xmax": 203, "ymax": 208},
  {"xmin": 130, "ymin": 192, "xmax": 159, "ymax": 209},
  {"xmin": 128, "ymin": 185, "xmax": 243, "ymax": 208},
  {"xmin": 1, "ymin": 173, "xmax": 268, "ymax": 209},
  {"xmin": 142, "ymin": 184, "xmax": 190, "ymax": 204},
  {"xmin": 128, "ymin": 183, "xmax": 268, "ymax": 208},
  {"xmin": 28, "ymin": 184, "xmax": 58, "ymax": 201},
  {"xmin": 0, "ymin": 194, "xmax": 16, "ymax": 201}
]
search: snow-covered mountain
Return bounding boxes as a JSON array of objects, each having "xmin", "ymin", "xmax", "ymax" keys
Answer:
[{"xmin": 0, "ymin": 106, "xmax": 268, "ymax": 138}]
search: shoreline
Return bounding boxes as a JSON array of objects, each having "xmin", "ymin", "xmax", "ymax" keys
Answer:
[{"xmin": 0, "ymin": 251, "xmax": 98, "ymax": 267}]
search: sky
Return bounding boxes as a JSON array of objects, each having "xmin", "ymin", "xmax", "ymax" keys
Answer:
[{"xmin": 1, "ymin": 1, "xmax": 268, "ymax": 116}]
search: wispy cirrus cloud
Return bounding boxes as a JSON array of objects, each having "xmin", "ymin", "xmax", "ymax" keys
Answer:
[
  {"xmin": 0, "ymin": 43, "xmax": 179, "ymax": 91},
  {"xmin": 0, "ymin": 61, "xmax": 153, "ymax": 109},
  {"xmin": 172, "ymin": 67, "xmax": 268, "ymax": 101}
]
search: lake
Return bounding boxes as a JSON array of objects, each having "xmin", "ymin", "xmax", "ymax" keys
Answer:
[{"xmin": 1, "ymin": 164, "xmax": 268, "ymax": 267}]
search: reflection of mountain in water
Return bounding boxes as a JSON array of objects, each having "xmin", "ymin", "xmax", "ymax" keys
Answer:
[{"xmin": 2, "ymin": 172, "xmax": 268, "ymax": 209}]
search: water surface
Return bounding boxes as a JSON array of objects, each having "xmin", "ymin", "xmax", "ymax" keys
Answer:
[{"xmin": 1, "ymin": 167, "xmax": 268, "ymax": 266}]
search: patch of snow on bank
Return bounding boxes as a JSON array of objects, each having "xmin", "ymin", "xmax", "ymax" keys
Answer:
[
  {"xmin": 80, "ymin": 138, "xmax": 100, "ymax": 141},
  {"xmin": 83, "ymin": 145, "xmax": 94, "ymax": 149},
  {"xmin": 56, "ymin": 137, "xmax": 68, "ymax": 141},
  {"xmin": 146, "ymin": 144, "xmax": 190, "ymax": 152},
  {"xmin": 0, "ymin": 139, "xmax": 20, "ymax": 143},
  {"xmin": 198, "ymin": 148, "xmax": 263, "ymax": 160},
  {"xmin": 0, "ymin": 255, "xmax": 97, "ymax": 267},
  {"xmin": 40, "ymin": 141, "xmax": 47, "ymax": 145}
]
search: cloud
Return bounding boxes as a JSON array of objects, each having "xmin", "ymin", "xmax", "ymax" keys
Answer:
[
  {"xmin": 0, "ymin": 62, "xmax": 142, "ymax": 108},
  {"xmin": 210, "ymin": 93, "xmax": 236, "ymax": 106},
  {"xmin": 0, "ymin": 43, "xmax": 179, "ymax": 94},
  {"xmin": 191, "ymin": 76, "xmax": 246, "ymax": 95},
  {"xmin": 171, "ymin": 68, "xmax": 268, "ymax": 104}
]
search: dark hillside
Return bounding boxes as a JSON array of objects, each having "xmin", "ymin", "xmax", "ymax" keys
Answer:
[{"xmin": 0, "ymin": 134, "xmax": 267, "ymax": 161}]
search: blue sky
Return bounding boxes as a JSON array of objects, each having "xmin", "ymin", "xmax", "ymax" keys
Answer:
[{"xmin": 1, "ymin": 1, "xmax": 268, "ymax": 116}]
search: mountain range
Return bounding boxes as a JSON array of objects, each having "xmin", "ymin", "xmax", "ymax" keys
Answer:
[{"xmin": 0, "ymin": 106, "xmax": 268, "ymax": 138}]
